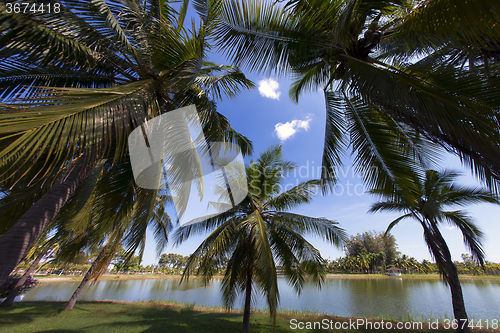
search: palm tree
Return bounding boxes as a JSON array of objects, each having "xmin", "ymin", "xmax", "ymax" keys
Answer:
[
  {"xmin": 393, "ymin": 255, "xmax": 409, "ymax": 273},
  {"xmin": 0, "ymin": 233, "xmax": 59, "ymax": 307},
  {"xmin": 375, "ymin": 251, "xmax": 386, "ymax": 272},
  {"xmin": 421, "ymin": 259, "xmax": 433, "ymax": 274},
  {"xmin": 357, "ymin": 253, "xmax": 369, "ymax": 273},
  {"xmin": 0, "ymin": 0, "xmax": 254, "ymax": 284},
  {"xmin": 339, "ymin": 256, "xmax": 351, "ymax": 272},
  {"xmin": 370, "ymin": 169, "xmax": 499, "ymax": 333},
  {"xmin": 174, "ymin": 145, "xmax": 346, "ymax": 333},
  {"xmin": 46, "ymin": 158, "xmax": 173, "ymax": 310},
  {"xmin": 213, "ymin": 0, "xmax": 500, "ymax": 191},
  {"xmin": 366, "ymin": 252, "xmax": 385, "ymax": 273},
  {"xmin": 406, "ymin": 256, "xmax": 420, "ymax": 274}
]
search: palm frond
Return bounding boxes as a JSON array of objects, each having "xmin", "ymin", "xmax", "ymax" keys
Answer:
[
  {"xmin": 0, "ymin": 80, "xmax": 158, "ymax": 182},
  {"xmin": 269, "ymin": 222, "xmax": 325, "ymax": 293},
  {"xmin": 345, "ymin": 56, "xmax": 500, "ymax": 189},
  {"xmin": 289, "ymin": 61, "xmax": 331, "ymax": 103},
  {"xmin": 320, "ymin": 91, "xmax": 347, "ymax": 192},
  {"xmin": 388, "ymin": 0, "xmax": 500, "ymax": 59},
  {"xmin": 194, "ymin": 65, "xmax": 255, "ymax": 100},
  {"xmin": 384, "ymin": 213, "xmax": 412, "ymax": 235},
  {"xmin": 344, "ymin": 92, "xmax": 420, "ymax": 196},
  {"xmin": 272, "ymin": 212, "xmax": 346, "ymax": 246},
  {"xmin": 264, "ymin": 179, "xmax": 320, "ymax": 211},
  {"xmin": 441, "ymin": 185, "xmax": 499, "ymax": 207},
  {"xmin": 368, "ymin": 201, "xmax": 410, "ymax": 214},
  {"xmin": 0, "ymin": 4, "xmax": 101, "ymax": 69},
  {"xmin": 442, "ymin": 210, "xmax": 485, "ymax": 265},
  {"xmin": 215, "ymin": 0, "xmax": 329, "ymax": 75}
]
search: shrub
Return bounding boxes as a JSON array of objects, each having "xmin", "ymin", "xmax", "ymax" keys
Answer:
[{"xmin": 0, "ymin": 276, "xmax": 39, "ymax": 298}]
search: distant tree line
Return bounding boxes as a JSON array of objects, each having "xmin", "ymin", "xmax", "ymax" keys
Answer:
[
  {"xmin": 13, "ymin": 232, "xmax": 500, "ymax": 277},
  {"xmin": 325, "ymin": 231, "xmax": 500, "ymax": 275},
  {"xmin": 13, "ymin": 244, "xmax": 222, "ymax": 276}
]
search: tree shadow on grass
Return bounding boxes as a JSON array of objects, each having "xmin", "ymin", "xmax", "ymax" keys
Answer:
[
  {"xmin": 73, "ymin": 303, "xmax": 278, "ymax": 333},
  {"xmin": 36, "ymin": 329, "xmax": 81, "ymax": 333},
  {"xmin": 0, "ymin": 302, "xmax": 61, "ymax": 328},
  {"xmin": 84, "ymin": 306, "xmax": 246, "ymax": 333},
  {"xmin": 0, "ymin": 302, "xmax": 280, "ymax": 333}
]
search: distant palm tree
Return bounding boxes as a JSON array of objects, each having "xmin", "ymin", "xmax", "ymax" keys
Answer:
[
  {"xmin": 0, "ymin": 0, "xmax": 254, "ymax": 283},
  {"xmin": 174, "ymin": 145, "xmax": 346, "ymax": 333},
  {"xmin": 406, "ymin": 257, "xmax": 420, "ymax": 273},
  {"xmin": 421, "ymin": 259, "xmax": 433, "ymax": 274},
  {"xmin": 357, "ymin": 253, "xmax": 369, "ymax": 273},
  {"xmin": 370, "ymin": 170, "xmax": 499, "ymax": 333}
]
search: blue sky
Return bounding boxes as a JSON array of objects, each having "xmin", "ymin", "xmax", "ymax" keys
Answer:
[{"xmin": 139, "ymin": 64, "xmax": 500, "ymax": 265}]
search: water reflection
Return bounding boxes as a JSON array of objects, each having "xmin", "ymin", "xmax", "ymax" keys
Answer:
[
  {"xmin": 344, "ymin": 278, "xmax": 410, "ymax": 319},
  {"xmin": 22, "ymin": 277, "xmax": 500, "ymax": 320}
]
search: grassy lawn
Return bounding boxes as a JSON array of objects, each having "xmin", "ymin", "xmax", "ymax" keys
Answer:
[{"xmin": 0, "ymin": 301, "xmax": 474, "ymax": 333}]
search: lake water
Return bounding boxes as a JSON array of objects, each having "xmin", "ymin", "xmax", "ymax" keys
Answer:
[{"xmin": 22, "ymin": 276, "xmax": 500, "ymax": 320}]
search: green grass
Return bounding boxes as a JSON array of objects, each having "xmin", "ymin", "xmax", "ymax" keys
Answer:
[{"xmin": 0, "ymin": 301, "xmax": 472, "ymax": 333}]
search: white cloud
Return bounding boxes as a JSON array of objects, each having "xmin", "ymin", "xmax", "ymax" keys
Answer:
[
  {"xmin": 274, "ymin": 116, "xmax": 311, "ymax": 141},
  {"xmin": 258, "ymin": 78, "xmax": 280, "ymax": 100}
]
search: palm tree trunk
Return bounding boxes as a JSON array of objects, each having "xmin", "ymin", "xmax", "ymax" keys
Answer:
[
  {"xmin": 0, "ymin": 250, "xmax": 45, "ymax": 307},
  {"xmin": 63, "ymin": 246, "xmax": 106, "ymax": 311},
  {"xmin": 424, "ymin": 221, "xmax": 470, "ymax": 333},
  {"xmin": 447, "ymin": 261, "xmax": 469, "ymax": 333},
  {"xmin": 435, "ymin": 231, "xmax": 469, "ymax": 333},
  {"xmin": 0, "ymin": 158, "xmax": 89, "ymax": 285},
  {"xmin": 242, "ymin": 233, "xmax": 254, "ymax": 333},
  {"xmin": 242, "ymin": 265, "xmax": 253, "ymax": 333}
]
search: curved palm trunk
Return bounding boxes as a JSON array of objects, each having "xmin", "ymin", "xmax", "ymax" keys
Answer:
[
  {"xmin": 0, "ymin": 158, "xmax": 89, "ymax": 285},
  {"xmin": 0, "ymin": 250, "xmax": 45, "ymax": 307},
  {"xmin": 242, "ymin": 265, "xmax": 253, "ymax": 333},
  {"xmin": 446, "ymin": 260, "xmax": 469, "ymax": 332},
  {"xmin": 63, "ymin": 246, "xmax": 106, "ymax": 311},
  {"xmin": 242, "ymin": 233, "xmax": 254, "ymax": 333},
  {"xmin": 423, "ymin": 221, "xmax": 469, "ymax": 333},
  {"xmin": 434, "ymin": 227, "xmax": 469, "ymax": 333}
]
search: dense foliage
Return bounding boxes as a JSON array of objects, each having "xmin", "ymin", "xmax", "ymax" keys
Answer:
[
  {"xmin": 0, "ymin": 276, "xmax": 38, "ymax": 298},
  {"xmin": 344, "ymin": 231, "xmax": 399, "ymax": 266}
]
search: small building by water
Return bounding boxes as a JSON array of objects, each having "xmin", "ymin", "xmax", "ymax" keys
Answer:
[{"xmin": 386, "ymin": 267, "xmax": 402, "ymax": 276}]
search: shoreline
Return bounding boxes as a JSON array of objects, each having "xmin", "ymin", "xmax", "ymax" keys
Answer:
[{"xmin": 32, "ymin": 272, "xmax": 500, "ymax": 283}]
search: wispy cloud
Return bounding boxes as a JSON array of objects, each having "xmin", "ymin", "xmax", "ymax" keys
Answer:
[
  {"xmin": 258, "ymin": 78, "xmax": 280, "ymax": 100},
  {"xmin": 274, "ymin": 116, "xmax": 311, "ymax": 141}
]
